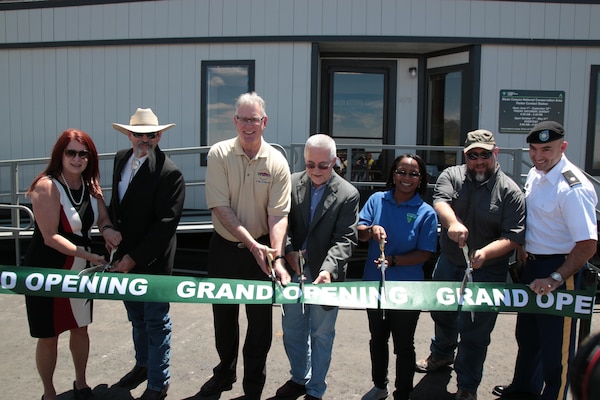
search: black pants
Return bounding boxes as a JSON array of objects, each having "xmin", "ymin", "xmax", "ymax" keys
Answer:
[
  {"xmin": 207, "ymin": 233, "xmax": 272, "ymax": 400},
  {"xmin": 367, "ymin": 308, "xmax": 420, "ymax": 400}
]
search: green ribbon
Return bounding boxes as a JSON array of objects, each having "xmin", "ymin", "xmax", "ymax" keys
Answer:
[{"xmin": 0, "ymin": 265, "xmax": 595, "ymax": 319}]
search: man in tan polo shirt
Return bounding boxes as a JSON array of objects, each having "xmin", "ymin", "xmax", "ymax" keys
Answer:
[{"xmin": 199, "ymin": 92, "xmax": 291, "ymax": 400}]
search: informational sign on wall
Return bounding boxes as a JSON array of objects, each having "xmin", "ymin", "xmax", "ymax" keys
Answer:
[{"xmin": 499, "ymin": 90, "xmax": 565, "ymax": 134}]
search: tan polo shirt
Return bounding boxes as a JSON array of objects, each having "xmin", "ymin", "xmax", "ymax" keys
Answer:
[{"xmin": 206, "ymin": 137, "xmax": 291, "ymax": 242}]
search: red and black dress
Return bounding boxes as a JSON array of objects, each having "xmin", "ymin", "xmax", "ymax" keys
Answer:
[{"xmin": 24, "ymin": 177, "xmax": 99, "ymax": 338}]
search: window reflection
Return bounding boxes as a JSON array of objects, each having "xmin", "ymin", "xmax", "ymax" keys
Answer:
[{"xmin": 203, "ymin": 63, "xmax": 253, "ymax": 146}]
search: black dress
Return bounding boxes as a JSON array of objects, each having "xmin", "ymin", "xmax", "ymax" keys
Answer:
[{"xmin": 24, "ymin": 177, "xmax": 97, "ymax": 338}]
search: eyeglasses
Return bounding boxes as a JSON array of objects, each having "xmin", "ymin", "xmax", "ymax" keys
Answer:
[
  {"xmin": 305, "ymin": 161, "xmax": 333, "ymax": 170},
  {"xmin": 64, "ymin": 149, "xmax": 90, "ymax": 159},
  {"xmin": 236, "ymin": 116, "xmax": 264, "ymax": 125},
  {"xmin": 394, "ymin": 169, "xmax": 421, "ymax": 178},
  {"xmin": 131, "ymin": 132, "xmax": 158, "ymax": 139},
  {"xmin": 466, "ymin": 151, "xmax": 493, "ymax": 160}
]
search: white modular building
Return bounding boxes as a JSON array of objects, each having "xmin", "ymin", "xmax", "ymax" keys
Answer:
[{"xmin": 1, "ymin": 0, "xmax": 600, "ymax": 212}]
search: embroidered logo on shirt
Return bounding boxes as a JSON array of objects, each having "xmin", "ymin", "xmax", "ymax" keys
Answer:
[
  {"xmin": 407, "ymin": 213, "xmax": 417, "ymax": 223},
  {"xmin": 257, "ymin": 169, "xmax": 272, "ymax": 183}
]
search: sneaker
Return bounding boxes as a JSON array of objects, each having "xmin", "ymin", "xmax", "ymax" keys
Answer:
[
  {"xmin": 415, "ymin": 354, "xmax": 453, "ymax": 373},
  {"xmin": 455, "ymin": 389, "xmax": 477, "ymax": 400},
  {"xmin": 361, "ymin": 385, "xmax": 389, "ymax": 400}
]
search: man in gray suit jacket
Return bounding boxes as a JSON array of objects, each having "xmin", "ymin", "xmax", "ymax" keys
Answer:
[{"xmin": 273, "ymin": 134, "xmax": 360, "ymax": 400}]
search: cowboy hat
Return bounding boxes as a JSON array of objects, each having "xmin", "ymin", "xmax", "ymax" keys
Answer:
[{"xmin": 112, "ymin": 108, "xmax": 175, "ymax": 135}]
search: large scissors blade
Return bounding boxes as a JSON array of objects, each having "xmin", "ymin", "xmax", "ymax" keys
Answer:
[
  {"xmin": 378, "ymin": 239, "xmax": 387, "ymax": 319},
  {"xmin": 459, "ymin": 245, "xmax": 474, "ymax": 321},
  {"xmin": 267, "ymin": 253, "xmax": 285, "ymax": 316},
  {"xmin": 299, "ymin": 251, "xmax": 306, "ymax": 314},
  {"xmin": 77, "ymin": 247, "xmax": 117, "ymax": 276}
]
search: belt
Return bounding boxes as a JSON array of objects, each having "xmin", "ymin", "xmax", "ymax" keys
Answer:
[
  {"xmin": 527, "ymin": 253, "xmax": 567, "ymax": 261},
  {"xmin": 216, "ymin": 233, "xmax": 270, "ymax": 249}
]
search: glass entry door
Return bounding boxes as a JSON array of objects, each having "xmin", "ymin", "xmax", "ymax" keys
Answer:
[{"xmin": 319, "ymin": 60, "xmax": 397, "ymax": 184}]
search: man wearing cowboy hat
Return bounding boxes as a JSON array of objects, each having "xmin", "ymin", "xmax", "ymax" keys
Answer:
[{"xmin": 108, "ymin": 108, "xmax": 186, "ymax": 400}]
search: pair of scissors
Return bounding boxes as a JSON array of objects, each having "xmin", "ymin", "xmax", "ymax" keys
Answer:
[
  {"xmin": 266, "ymin": 253, "xmax": 285, "ymax": 316},
  {"xmin": 378, "ymin": 238, "xmax": 388, "ymax": 319},
  {"xmin": 298, "ymin": 251, "xmax": 307, "ymax": 314},
  {"xmin": 78, "ymin": 247, "xmax": 117, "ymax": 276},
  {"xmin": 459, "ymin": 245, "xmax": 474, "ymax": 322}
]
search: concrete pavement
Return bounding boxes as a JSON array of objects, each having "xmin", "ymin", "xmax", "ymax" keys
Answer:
[{"xmin": 2, "ymin": 293, "xmax": 598, "ymax": 400}]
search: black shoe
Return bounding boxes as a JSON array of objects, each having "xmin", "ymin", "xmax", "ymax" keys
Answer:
[
  {"xmin": 275, "ymin": 379, "xmax": 307, "ymax": 398},
  {"xmin": 115, "ymin": 365, "xmax": 148, "ymax": 389},
  {"xmin": 492, "ymin": 384, "xmax": 539, "ymax": 399},
  {"xmin": 73, "ymin": 381, "xmax": 95, "ymax": 400},
  {"xmin": 137, "ymin": 386, "xmax": 168, "ymax": 400},
  {"xmin": 199, "ymin": 374, "xmax": 237, "ymax": 396}
]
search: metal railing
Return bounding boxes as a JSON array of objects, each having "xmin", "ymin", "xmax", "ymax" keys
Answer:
[{"xmin": 2, "ymin": 143, "xmax": 599, "ymax": 263}]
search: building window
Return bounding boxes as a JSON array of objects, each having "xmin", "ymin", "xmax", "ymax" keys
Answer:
[
  {"xmin": 319, "ymin": 59, "xmax": 397, "ymax": 184},
  {"xmin": 201, "ymin": 61, "xmax": 255, "ymax": 146},
  {"xmin": 586, "ymin": 65, "xmax": 600, "ymax": 174}
]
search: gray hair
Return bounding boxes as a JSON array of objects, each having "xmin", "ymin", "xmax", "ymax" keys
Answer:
[
  {"xmin": 305, "ymin": 134, "xmax": 336, "ymax": 160},
  {"xmin": 235, "ymin": 92, "xmax": 266, "ymax": 116}
]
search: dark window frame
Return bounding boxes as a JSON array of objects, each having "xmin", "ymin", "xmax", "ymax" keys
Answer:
[
  {"xmin": 200, "ymin": 60, "xmax": 255, "ymax": 147},
  {"xmin": 586, "ymin": 65, "xmax": 600, "ymax": 175}
]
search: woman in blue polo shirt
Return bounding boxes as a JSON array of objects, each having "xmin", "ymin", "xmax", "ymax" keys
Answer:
[{"xmin": 358, "ymin": 154, "xmax": 438, "ymax": 400}]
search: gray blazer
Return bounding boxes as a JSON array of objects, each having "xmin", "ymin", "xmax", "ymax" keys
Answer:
[{"xmin": 285, "ymin": 170, "xmax": 360, "ymax": 281}]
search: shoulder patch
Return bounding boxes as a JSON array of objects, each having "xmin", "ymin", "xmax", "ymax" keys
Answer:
[{"xmin": 562, "ymin": 170, "xmax": 581, "ymax": 187}]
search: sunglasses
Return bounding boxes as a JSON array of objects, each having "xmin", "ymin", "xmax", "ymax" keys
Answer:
[
  {"xmin": 132, "ymin": 132, "xmax": 158, "ymax": 139},
  {"xmin": 466, "ymin": 151, "xmax": 493, "ymax": 161},
  {"xmin": 394, "ymin": 169, "xmax": 421, "ymax": 178},
  {"xmin": 305, "ymin": 161, "xmax": 333, "ymax": 170},
  {"xmin": 64, "ymin": 149, "xmax": 90, "ymax": 159}
]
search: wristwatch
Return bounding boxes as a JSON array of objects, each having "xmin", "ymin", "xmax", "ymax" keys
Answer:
[{"xmin": 550, "ymin": 271, "xmax": 564, "ymax": 283}]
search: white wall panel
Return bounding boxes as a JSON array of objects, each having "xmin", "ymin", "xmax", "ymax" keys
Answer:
[
  {"xmin": 574, "ymin": 4, "xmax": 591, "ymax": 40},
  {"xmin": 365, "ymin": 0, "xmax": 382, "ymax": 36},
  {"xmin": 544, "ymin": 4, "xmax": 561, "ymax": 39},
  {"xmin": 380, "ymin": 0, "xmax": 396, "ymax": 36},
  {"xmin": 263, "ymin": 0, "xmax": 280, "ymax": 36},
  {"xmin": 410, "ymin": 0, "xmax": 427, "ymax": 36},
  {"xmin": 28, "ymin": 9, "xmax": 41, "ymax": 42},
  {"xmin": 350, "ymin": 0, "xmax": 367, "ymax": 35},
  {"xmin": 498, "ymin": 1, "xmax": 516, "ymax": 38},
  {"xmin": 321, "ymin": 0, "xmax": 337, "ymax": 35},
  {"xmin": 513, "ymin": 2, "xmax": 531, "ymax": 39},
  {"xmin": 293, "ymin": 0, "xmax": 309, "ymax": 36},
  {"xmin": 307, "ymin": 0, "xmax": 323, "ymax": 36},
  {"xmin": 42, "ymin": 50, "xmax": 58, "ymax": 146},
  {"xmin": 336, "ymin": 0, "xmax": 352, "ymax": 36},
  {"xmin": 192, "ymin": 1, "xmax": 210, "ymax": 37},
  {"xmin": 3, "ymin": 1, "xmax": 600, "ymax": 43},
  {"xmin": 558, "ymin": 4, "xmax": 576, "ymax": 40},
  {"xmin": 424, "ymin": 0, "xmax": 442, "ymax": 37}
]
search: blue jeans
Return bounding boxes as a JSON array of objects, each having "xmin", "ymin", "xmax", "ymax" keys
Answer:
[
  {"xmin": 429, "ymin": 254, "xmax": 507, "ymax": 392},
  {"xmin": 124, "ymin": 301, "xmax": 171, "ymax": 391},
  {"xmin": 282, "ymin": 270, "xmax": 338, "ymax": 398}
]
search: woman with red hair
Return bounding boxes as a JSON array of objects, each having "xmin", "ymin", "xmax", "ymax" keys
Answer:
[{"xmin": 24, "ymin": 129, "xmax": 121, "ymax": 400}]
